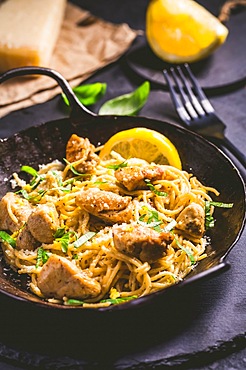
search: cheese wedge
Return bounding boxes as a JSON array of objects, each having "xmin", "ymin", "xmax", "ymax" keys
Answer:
[{"xmin": 0, "ymin": 0, "xmax": 67, "ymax": 73}]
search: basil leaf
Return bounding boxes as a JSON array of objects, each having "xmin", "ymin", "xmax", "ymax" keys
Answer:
[
  {"xmin": 175, "ymin": 237, "xmax": 195, "ymax": 265},
  {"xmin": 208, "ymin": 201, "xmax": 233, "ymax": 208},
  {"xmin": 54, "ymin": 228, "xmax": 72, "ymax": 253},
  {"xmin": 144, "ymin": 179, "xmax": 167, "ymax": 196},
  {"xmin": 163, "ymin": 219, "xmax": 177, "ymax": 233},
  {"xmin": 36, "ymin": 247, "xmax": 49, "ymax": 267},
  {"xmin": 74, "ymin": 231, "xmax": 96, "ymax": 248},
  {"xmin": 205, "ymin": 201, "xmax": 233, "ymax": 230},
  {"xmin": 0, "ymin": 231, "xmax": 16, "ymax": 248},
  {"xmin": 65, "ymin": 299, "xmax": 84, "ymax": 306},
  {"xmin": 107, "ymin": 161, "xmax": 128, "ymax": 170},
  {"xmin": 20, "ymin": 165, "xmax": 38, "ymax": 178},
  {"xmin": 98, "ymin": 81, "xmax": 150, "ymax": 116},
  {"xmin": 100, "ymin": 295, "xmax": 137, "ymax": 305},
  {"xmin": 62, "ymin": 82, "xmax": 107, "ymax": 106}
]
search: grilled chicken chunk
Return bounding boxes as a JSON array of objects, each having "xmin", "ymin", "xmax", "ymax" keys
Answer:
[
  {"xmin": 112, "ymin": 223, "xmax": 174, "ymax": 263},
  {"xmin": 176, "ymin": 202, "xmax": 205, "ymax": 238},
  {"xmin": 16, "ymin": 226, "xmax": 40, "ymax": 251},
  {"xmin": 0, "ymin": 192, "xmax": 33, "ymax": 233},
  {"xmin": 27, "ymin": 203, "xmax": 59, "ymax": 244},
  {"xmin": 76, "ymin": 188, "xmax": 134, "ymax": 223},
  {"xmin": 66, "ymin": 134, "xmax": 100, "ymax": 174},
  {"xmin": 37, "ymin": 254, "xmax": 101, "ymax": 300},
  {"xmin": 115, "ymin": 165, "xmax": 165, "ymax": 191}
]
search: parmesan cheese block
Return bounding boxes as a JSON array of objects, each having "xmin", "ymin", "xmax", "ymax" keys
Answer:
[{"xmin": 0, "ymin": 0, "xmax": 67, "ymax": 73}]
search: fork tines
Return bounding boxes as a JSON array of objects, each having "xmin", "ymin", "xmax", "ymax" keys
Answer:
[{"xmin": 163, "ymin": 64, "xmax": 214, "ymax": 125}]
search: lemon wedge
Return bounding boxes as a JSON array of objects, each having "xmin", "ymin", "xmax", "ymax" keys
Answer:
[
  {"xmin": 146, "ymin": 0, "xmax": 229, "ymax": 63},
  {"xmin": 99, "ymin": 127, "xmax": 182, "ymax": 169}
]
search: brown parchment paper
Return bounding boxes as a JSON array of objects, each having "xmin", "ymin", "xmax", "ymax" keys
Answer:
[{"xmin": 0, "ymin": 2, "xmax": 138, "ymax": 118}]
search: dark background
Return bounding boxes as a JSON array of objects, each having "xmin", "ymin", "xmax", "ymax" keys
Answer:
[{"xmin": 0, "ymin": 1, "xmax": 245, "ymax": 369}]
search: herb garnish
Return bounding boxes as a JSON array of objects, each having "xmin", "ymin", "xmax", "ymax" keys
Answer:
[
  {"xmin": 20, "ymin": 165, "xmax": 45, "ymax": 190},
  {"xmin": 175, "ymin": 237, "xmax": 195, "ymax": 265},
  {"xmin": 36, "ymin": 247, "xmax": 49, "ymax": 267},
  {"xmin": 139, "ymin": 206, "xmax": 163, "ymax": 231},
  {"xmin": 54, "ymin": 228, "xmax": 73, "ymax": 253},
  {"xmin": 144, "ymin": 179, "xmax": 167, "ymax": 196},
  {"xmin": 73, "ymin": 231, "xmax": 96, "ymax": 248},
  {"xmin": 107, "ymin": 161, "xmax": 128, "ymax": 170},
  {"xmin": 205, "ymin": 201, "xmax": 233, "ymax": 230},
  {"xmin": 63, "ymin": 158, "xmax": 90, "ymax": 177},
  {"xmin": 0, "ymin": 231, "xmax": 16, "ymax": 248}
]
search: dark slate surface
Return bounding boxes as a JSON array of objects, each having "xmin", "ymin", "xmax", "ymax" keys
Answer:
[{"xmin": 0, "ymin": 1, "xmax": 245, "ymax": 369}]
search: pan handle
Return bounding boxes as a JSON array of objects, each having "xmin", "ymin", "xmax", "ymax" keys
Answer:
[{"xmin": 0, "ymin": 66, "xmax": 96, "ymax": 120}]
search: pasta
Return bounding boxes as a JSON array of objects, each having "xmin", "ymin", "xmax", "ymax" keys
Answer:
[{"xmin": 0, "ymin": 134, "xmax": 220, "ymax": 308}]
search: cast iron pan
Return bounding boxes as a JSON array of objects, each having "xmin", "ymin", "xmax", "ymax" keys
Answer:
[{"xmin": 0, "ymin": 67, "xmax": 245, "ymax": 345}]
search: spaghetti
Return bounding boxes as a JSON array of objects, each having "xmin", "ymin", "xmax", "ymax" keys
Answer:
[{"xmin": 0, "ymin": 134, "xmax": 220, "ymax": 308}]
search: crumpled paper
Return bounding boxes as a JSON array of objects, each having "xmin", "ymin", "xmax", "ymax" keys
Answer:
[{"xmin": 0, "ymin": 2, "xmax": 138, "ymax": 118}]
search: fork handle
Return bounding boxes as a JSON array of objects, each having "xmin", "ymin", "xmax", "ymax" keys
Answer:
[{"xmin": 213, "ymin": 136, "xmax": 246, "ymax": 169}]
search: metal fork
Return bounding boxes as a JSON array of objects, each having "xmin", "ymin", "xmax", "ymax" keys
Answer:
[{"xmin": 163, "ymin": 64, "xmax": 246, "ymax": 168}]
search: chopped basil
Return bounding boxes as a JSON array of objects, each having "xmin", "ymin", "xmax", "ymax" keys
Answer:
[
  {"xmin": 54, "ymin": 228, "xmax": 72, "ymax": 253},
  {"xmin": 107, "ymin": 161, "xmax": 128, "ymax": 170},
  {"xmin": 144, "ymin": 179, "xmax": 167, "ymax": 196},
  {"xmin": 65, "ymin": 299, "xmax": 84, "ymax": 306},
  {"xmin": 100, "ymin": 295, "xmax": 137, "ymax": 305},
  {"xmin": 63, "ymin": 158, "xmax": 90, "ymax": 177},
  {"xmin": 0, "ymin": 231, "xmax": 16, "ymax": 248},
  {"xmin": 19, "ymin": 189, "xmax": 47, "ymax": 202},
  {"xmin": 163, "ymin": 219, "xmax": 177, "ymax": 233},
  {"xmin": 20, "ymin": 165, "xmax": 45, "ymax": 190},
  {"xmin": 73, "ymin": 231, "xmax": 96, "ymax": 248},
  {"xmin": 98, "ymin": 81, "xmax": 150, "ymax": 116},
  {"xmin": 20, "ymin": 165, "xmax": 38, "ymax": 178},
  {"xmin": 139, "ymin": 207, "xmax": 162, "ymax": 226},
  {"xmin": 36, "ymin": 247, "xmax": 49, "ymax": 267},
  {"xmin": 205, "ymin": 201, "xmax": 233, "ymax": 230},
  {"xmin": 175, "ymin": 237, "xmax": 195, "ymax": 265}
]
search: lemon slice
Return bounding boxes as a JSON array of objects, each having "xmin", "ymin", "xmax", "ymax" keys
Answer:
[
  {"xmin": 99, "ymin": 127, "xmax": 182, "ymax": 169},
  {"xmin": 146, "ymin": 0, "xmax": 229, "ymax": 63}
]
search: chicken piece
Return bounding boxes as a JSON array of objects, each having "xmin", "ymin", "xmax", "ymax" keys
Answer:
[
  {"xmin": 176, "ymin": 202, "xmax": 205, "ymax": 238},
  {"xmin": 66, "ymin": 134, "xmax": 100, "ymax": 174},
  {"xmin": 76, "ymin": 188, "xmax": 134, "ymax": 224},
  {"xmin": 37, "ymin": 254, "xmax": 101, "ymax": 300},
  {"xmin": 16, "ymin": 225, "xmax": 40, "ymax": 251},
  {"xmin": 76, "ymin": 187, "xmax": 131, "ymax": 213},
  {"xmin": 96, "ymin": 201, "xmax": 135, "ymax": 224},
  {"xmin": 112, "ymin": 223, "xmax": 174, "ymax": 263},
  {"xmin": 27, "ymin": 203, "xmax": 59, "ymax": 244},
  {"xmin": 0, "ymin": 192, "xmax": 33, "ymax": 233},
  {"xmin": 115, "ymin": 165, "xmax": 165, "ymax": 191}
]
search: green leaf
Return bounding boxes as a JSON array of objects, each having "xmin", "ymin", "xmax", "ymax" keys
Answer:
[
  {"xmin": 54, "ymin": 228, "xmax": 72, "ymax": 253},
  {"xmin": 175, "ymin": 237, "xmax": 195, "ymax": 265},
  {"xmin": 144, "ymin": 179, "xmax": 167, "ymax": 196},
  {"xmin": 100, "ymin": 295, "xmax": 137, "ymax": 305},
  {"xmin": 62, "ymin": 82, "xmax": 107, "ymax": 106},
  {"xmin": 107, "ymin": 161, "xmax": 128, "ymax": 170},
  {"xmin": 20, "ymin": 165, "xmax": 38, "ymax": 178},
  {"xmin": 73, "ymin": 231, "xmax": 96, "ymax": 248},
  {"xmin": 205, "ymin": 201, "xmax": 233, "ymax": 230},
  {"xmin": 36, "ymin": 247, "xmax": 49, "ymax": 267},
  {"xmin": 0, "ymin": 231, "xmax": 16, "ymax": 248},
  {"xmin": 65, "ymin": 299, "xmax": 84, "ymax": 306},
  {"xmin": 98, "ymin": 81, "xmax": 150, "ymax": 116}
]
